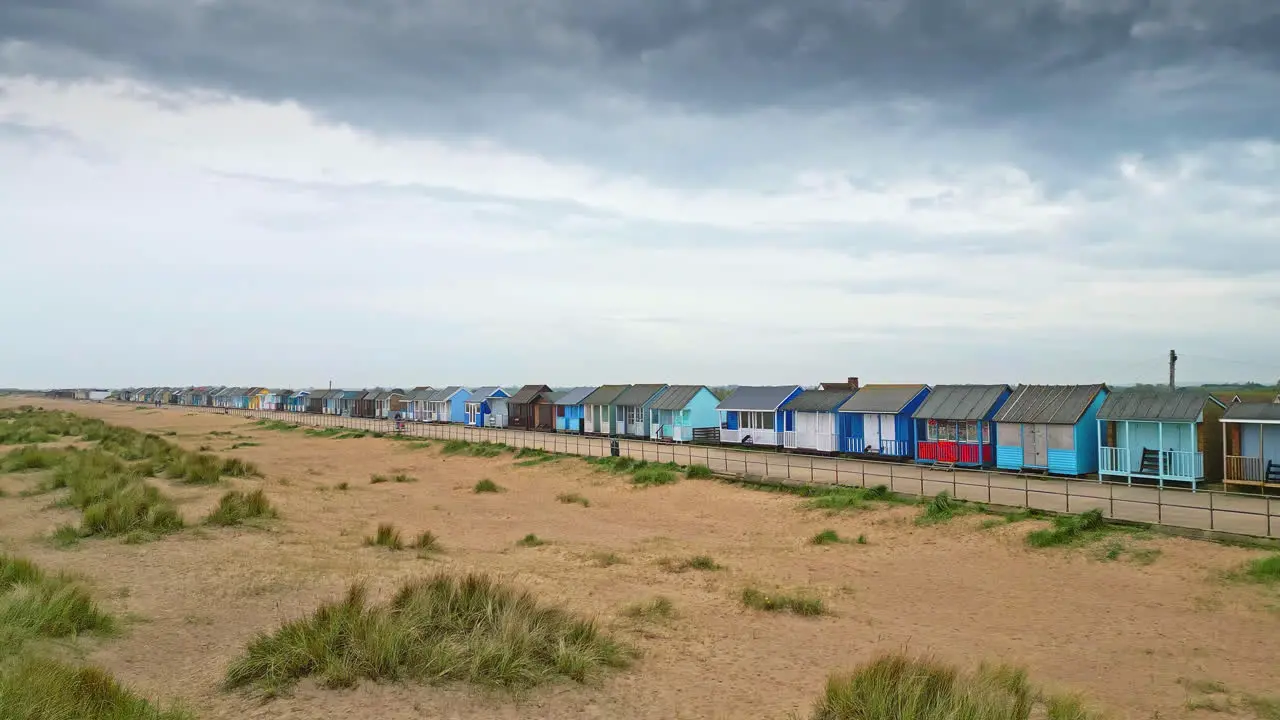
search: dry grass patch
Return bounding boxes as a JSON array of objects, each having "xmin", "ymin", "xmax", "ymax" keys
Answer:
[
  {"xmin": 556, "ymin": 492, "xmax": 590, "ymax": 507},
  {"xmin": 590, "ymin": 552, "xmax": 625, "ymax": 568},
  {"xmin": 0, "ymin": 655, "xmax": 193, "ymax": 719},
  {"xmin": 622, "ymin": 596, "xmax": 676, "ymax": 621},
  {"xmin": 807, "ymin": 653, "xmax": 1101, "ymax": 720},
  {"xmin": 517, "ymin": 534, "xmax": 547, "ymax": 548},
  {"xmin": 203, "ymin": 489, "xmax": 278, "ymax": 527},
  {"xmin": 364, "ymin": 523, "xmax": 404, "ymax": 550},
  {"xmin": 473, "ymin": 479, "xmax": 502, "ymax": 494},
  {"xmin": 223, "ymin": 574, "xmax": 634, "ymax": 695},
  {"xmin": 658, "ymin": 555, "xmax": 724, "ymax": 573},
  {"xmin": 0, "ymin": 553, "xmax": 115, "ymax": 653},
  {"xmin": 740, "ymin": 587, "xmax": 826, "ymax": 616}
]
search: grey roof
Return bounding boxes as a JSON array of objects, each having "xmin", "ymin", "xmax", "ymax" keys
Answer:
[
  {"xmin": 404, "ymin": 388, "xmax": 434, "ymax": 401},
  {"xmin": 544, "ymin": 391, "xmax": 567, "ymax": 404},
  {"xmin": 838, "ymin": 384, "xmax": 929, "ymax": 414},
  {"xmin": 649, "ymin": 385, "xmax": 711, "ymax": 411},
  {"xmin": 1098, "ymin": 389, "xmax": 1224, "ymax": 422},
  {"xmin": 716, "ymin": 385, "xmax": 802, "ymax": 412},
  {"xmin": 614, "ymin": 384, "xmax": 667, "ymax": 407},
  {"xmin": 1223, "ymin": 402, "xmax": 1280, "ymax": 422},
  {"xmin": 553, "ymin": 386, "xmax": 597, "ymax": 406},
  {"xmin": 509, "ymin": 384, "xmax": 553, "ymax": 405},
  {"xmin": 782, "ymin": 389, "xmax": 855, "ymax": 413},
  {"xmin": 426, "ymin": 386, "xmax": 464, "ymax": 402},
  {"xmin": 581, "ymin": 384, "xmax": 629, "ymax": 406},
  {"xmin": 992, "ymin": 384, "xmax": 1107, "ymax": 425},
  {"xmin": 468, "ymin": 386, "xmax": 501, "ymax": 401},
  {"xmin": 913, "ymin": 385, "xmax": 1011, "ymax": 421}
]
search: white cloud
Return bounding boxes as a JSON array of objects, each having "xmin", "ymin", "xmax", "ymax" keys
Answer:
[{"xmin": 1, "ymin": 73, "xmax": 1278, "ymax": 387}]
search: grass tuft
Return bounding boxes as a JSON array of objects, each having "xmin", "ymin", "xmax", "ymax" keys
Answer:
[
  {"xmin": 0, "ymin": 553, "xmax": 115, "ymax": 652},
  {"xmin": 1227, "ymin": 554, "xmax": 1280, "ymax": 586},
  {"xmin": 370, "ymin": 474, "xmax": 389, "ymax": 484},
  {"xmin": 365, "ymin": 523, "xmax": 404, "ymax": 550},
  {"xmin": 916, "ymin": 491, "xmax": 975, "ymax": 525},
  {"xmin": 414, "ymin": 531, "xmax": 442, "ymax": 554},
  {"xmin": 740, "ymin": 587, "xmax": 826, "ymax": 616},
  {"xmin": 204, "ymin": 489, "xmax": 278, "ymax": 527},
  {"xmin": 622, "ymin": 596, "xmax": 675, "ymax": 621},
  {"xmin": 803, "ymin": 485, "xmax": 896, "ymax": 513},
  {"xmin": 0, "ymin": 656, "xmax": 193, "ymax": 719},
  {"xmin": 517, "ymin": 534, "xmax": 546, "ymax": 547},
  {"xmin": 473, "ymin": 479, "xmax": 502, "ymax": 494},
  {"xmin": 1025, "ymin": 509, "xmax": 1108, "ymax": 548},
  {"xmin": 808, "ymin": 654, "xmax": 1085, "ymax": 720},
  {"xmin": 685, "ymin": 464, "xmax": 714, "ymax": 479},
  {"xmin": 442, "ymin": 440, "xmax": 510, "ymax": 458},
  {"xmin": 658, "ymin": 555, "xmax": 723, "ymax": 573},
  {"xmin": 556, "ymin": 493, "xmax": 590, "ymax": 507},
  {"xmin": 591, "ymin": 552, "xmax": 624, "ymax": 567},
  {"xmin": 631, "ymin": 465, "xmax": 678, "ymax": 487},
  {"xmin": 335, "ymin": 482, "xmax": 349, "ymax": 491},
  {"xmin": 811, "ymin": 529, "xmax": 843, "ymax": 545},
  {"xmin": 392, "ymin": 473, "xmax": 418, "ymax": 483},
  {"xmin": 223, "ymin": 573, "xmax": 634, "ymax": 694}
]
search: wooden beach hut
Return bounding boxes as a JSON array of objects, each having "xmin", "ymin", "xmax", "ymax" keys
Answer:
[
  {"xmin": 647, "ymin": 385, "xmax": 721, "ymax": 442},
  {"xmin": 716, "ymin": 386, "xmax": 803, "ymax": 447},
  {"xmin": 508, "ymin": 385, "xmax": 554, "ymax": 431},
  {"xmin": 781, "ymin": 388, "xmax": 856, "ymax": 453},
  {"xmin": 1221, "ymin": 400, "xmax": 1280, "ymax": 491},
  {"xmin": 580, "ymin": 385, "xmax": 629, "ymax": 435},
  {"xmin": 837, "ymin": 384, "xmax": 931, "ymax": 457},
  {"xmin": 553, "ymin": 387, "xmax": 597, "ymax": 433},
  {"xmin": 993, "ymin": 384, "xmax": 1108, "ymax": 476},
  {"xmin": 912, "ymin": 384, "xmax": 1011, "ymax": 468},
  {"xmin": 1097, "ymin": 388, "xmax": 1225, "ymax": 489}
]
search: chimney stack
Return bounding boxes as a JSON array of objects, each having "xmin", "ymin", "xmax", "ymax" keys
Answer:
[{"xmin": 847, "ymin": 377, "xmax": 860, "ymax": 389}]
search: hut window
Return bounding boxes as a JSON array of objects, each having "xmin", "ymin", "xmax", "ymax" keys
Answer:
[
  {"xmin": 741, "ymin": 412, "xmax": 775, "ymax": 430},
  {"xmin": 927, "ymin": 420, "xmax": 938, "ymax": 441},
  {"xmin": 626, "ymin": 406, "xmax": 644, "ymax": 424},
  {"xmin": 681, "ymin": 409, "xmax": 691, "ymax": 424},
  {"xmin": 982, "ymin": 422, "xmax": 991, "ymax": 443}
]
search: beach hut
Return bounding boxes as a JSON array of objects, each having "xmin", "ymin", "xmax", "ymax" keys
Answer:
[
  {"xmin": 912, "ymin": 384, "xmax": 1011, "ymax": 467},
  {"xmin": 647, "ymin": 385, "xmax": 721, "ymax": 442},
  {"xmin": 508, "ymin": 385, "xmax": 554, "ymax": 431},
  {"xmin": 1221, "ymin": 400, "xmax": 1280, "ymax": 490},
  {"xmin": 580, "ymin": 385, "xmax": 630, "ymax": 435},
  {"xmin": 425, "ymin": 386, "xmax": 470, "ymax": 423},
  {"xmin": 465, "ymin": 387, "xmax": 510, "ymax": 427},
  {"xmin": 553, "ymin": 387, "xmax": 597, "ymax": 433},
  {"xmin": 992, "ymin": 385, "xmax": 1109, "ymax": 476},
  {"xmin": 781, "ymin": 389, "xmax": 856, "ymax": 453},
  {"xmin": 716, "ymin": 386, "xmax": 804, "ymax": 447},
  {"xmin": 837, "ymin": 384, "xmax": 931, "ymax": 457},
  {"xmin": 401, "ymin": 387, "xmax": 434, "ymax": 421},
  {"xmin": 337, "ymin": 390, "xmax": 361, "ymax": 416},
  {"xmin": 353, "ymin": 390, "xmax": 378, "ymax": 418},
  {"xmin": 613, "ymin": 384, "xmax": 668, "ymax": 438},
  {"xmin": 1097, "ymin": 389, "xmax": 1225, "ymax": 489},
  {"xmin": 373, "ymin": 389, "xmax": 405, "ymax": 419}
]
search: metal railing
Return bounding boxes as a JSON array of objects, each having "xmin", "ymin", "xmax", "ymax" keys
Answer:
[{"xmin": 109, "ymin": 402, "xmax": 1280, "ymax": 540}]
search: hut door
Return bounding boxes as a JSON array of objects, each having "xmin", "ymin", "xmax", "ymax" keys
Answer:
[
  {"xmin": 1026, "ymin": 424, "xmax": 1049, "ymax": 467},
  {"xmin": 863, "ymin": 415, "xmax": 881, "ymax": 452}
]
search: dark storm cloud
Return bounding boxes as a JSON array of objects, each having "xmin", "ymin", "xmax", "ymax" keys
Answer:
[{"xmin": 2, "ymin": 0, "xmax": 1277, "ymax": 155}]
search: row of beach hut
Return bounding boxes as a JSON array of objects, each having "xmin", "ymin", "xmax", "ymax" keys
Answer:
[{"xmin": 112, "ymin": 381, "xmax": 1280, "ymax": 491}]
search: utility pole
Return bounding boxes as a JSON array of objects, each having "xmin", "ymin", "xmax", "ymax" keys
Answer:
[{"xmin": 1168, "ymin": 349, "xmax": 1178, "ymax": 390}]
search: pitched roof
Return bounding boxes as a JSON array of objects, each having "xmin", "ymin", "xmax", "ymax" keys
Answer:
[
  {"xmin": 1223, "ymin": 401, "xmax": 1280, "ymax": 422},
  {"xmin": 649, "ymin": 385, "xmax": 711, "ymax": 411},
  {"xmin": 614, "ymin": 384, "xmax": 667, "ymax": 407},
  {"xmin": 509, "ymin": 384, "xmax": 553, "ymax": 405},
  {"xmin": 467, "ymin": 386, "xmax": 506, "ymax": 401},
  {"xmin": 426, "ymin": 386, "xmax": 464, "ymax": 402},
  {"xmin": 716, "ymin": 386, "xmax": 802, "ymax": 412},
  {"xmin": 838, "ymin": 384, "xmax": 928, "ymax": 414},
  {"xmin": 553, "ymin": 386, "xmax": 597, "ymax": 406},
  {"xmin": 581, "ymin": 385, "xmax": 629, "ymax": 406},
  {"xmin": 403, "ymin": 388, "xmax": 434, "ymax": 401},
  {"xmin": 913, "ymin": 385, "xmax": 1011, "ymax": 421},
  {"xmin": 1098, "ymin": 389, "xmax": 1224, "ymax": 422},
  {"xmin": 782, "ymin": 389, "xmax": 855, "ymax": 412},
  {"xmin": 992, "ymin": 384, "xmax": 1107, "ymax": 425}
]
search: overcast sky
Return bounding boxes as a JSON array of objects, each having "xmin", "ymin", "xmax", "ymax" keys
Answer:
[{"xmin": 1, "ymin": 0, "xmax": 1278, "ymax": 389}]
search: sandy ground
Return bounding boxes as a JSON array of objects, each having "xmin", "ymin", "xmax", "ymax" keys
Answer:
[{"xmin": 2, "ymin": 398, "xmax": 1279, "ymax": 720}]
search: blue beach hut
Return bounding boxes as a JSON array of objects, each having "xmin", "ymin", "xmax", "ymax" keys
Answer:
[
  {"xmin": 553, "ymin": 386, "xmax": 597, "ymax": 433},
  {"xmin": 837, "ymin": 384, "xmax": 931, "ymax": 457},
  {"xmin": 992, "ymin": 384, "xmax": 1108, "ymax": 476},
  {"xmin": 1097, "ymin": 389, "xmax": 1225, "ymax": 489},
  {"xmin": 647, "ymin": 385, "xmax": 721, "ymax": 442}
]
